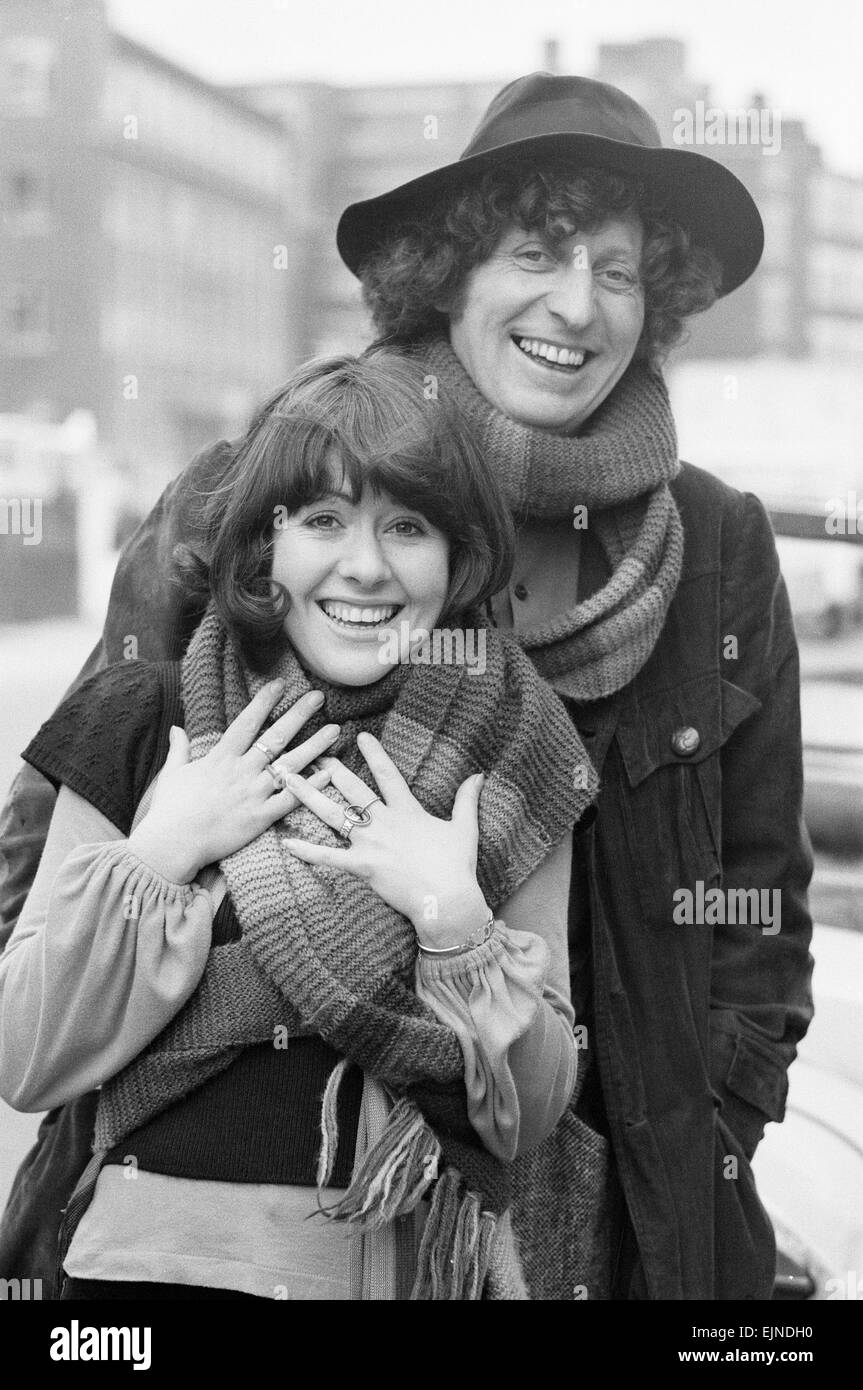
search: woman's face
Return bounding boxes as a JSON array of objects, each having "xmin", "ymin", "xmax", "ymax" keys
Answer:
[
  {"xmin": 447, "ymin": 211, "xmax": 645, "ymax": 435},
  {"xmin": 271, "ymin": 468, "xmax": 450, "ymax": 687}
]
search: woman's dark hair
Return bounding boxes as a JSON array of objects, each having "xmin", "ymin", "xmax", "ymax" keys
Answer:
[
  {"xmin": 359, "ymin": 162, "xmax": 723, "ymax": 367},
  {"xmin": 177, "ymin": 350, "xmax": 515, "ymax": 672}
]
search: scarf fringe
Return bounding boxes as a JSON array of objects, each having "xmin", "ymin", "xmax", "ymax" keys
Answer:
[
  {"xmin": 318, "ymin": 1076, "xmax": 442, "ymax": 1228},
  {"xmin": 317, "ymin": 1063, "xmax": 496, "ymax": 1299},
  {"xmin": 409, "ymin": 1167, "xmax": 498, "ymax": 1301}
]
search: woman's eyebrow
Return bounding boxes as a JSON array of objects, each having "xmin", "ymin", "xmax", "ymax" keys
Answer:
[{"xmin": 312, "ymin": 487, "xmax": 351, "ymax": 501}]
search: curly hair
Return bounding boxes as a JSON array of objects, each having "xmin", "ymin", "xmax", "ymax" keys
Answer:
[{"xmin": 358, "ymin": 162, "xmax": 723, "ymax": 367}]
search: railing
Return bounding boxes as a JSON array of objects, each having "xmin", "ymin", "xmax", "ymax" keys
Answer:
[{"xmin": 769, "ymin": 506, "xmax": 863, "ymax": 545}]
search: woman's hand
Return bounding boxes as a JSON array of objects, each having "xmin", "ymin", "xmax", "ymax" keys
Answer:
[
  {"xmin": 128, "ymin": 679, "xmax": 340, "ymax": 884},
  {"xmin": 280, "ymin": 731, "xmax": 490, "ymax": 948}
]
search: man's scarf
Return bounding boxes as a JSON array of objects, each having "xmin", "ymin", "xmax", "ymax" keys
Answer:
[
  {"xmin": 93, "ymin": 606, "xmax": 597, "ymax": 1299},
  {"xmin": 420, "ymin": 336, "xmax": 684, "ymax": 700}
]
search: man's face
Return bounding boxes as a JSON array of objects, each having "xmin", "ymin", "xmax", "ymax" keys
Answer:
[{"xmin": 447, "ymin": 212, "xmax": 646, "ymax": 435}]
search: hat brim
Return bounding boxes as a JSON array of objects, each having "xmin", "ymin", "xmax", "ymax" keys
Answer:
[{"xmin": 336, "ymin": 132, "xmax": 764, "ymax": 296}]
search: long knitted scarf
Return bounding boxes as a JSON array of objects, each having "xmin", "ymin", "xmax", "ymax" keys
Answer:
[
  {"xmin": 93, "ymin": 606, "xmax": 597, "ymax": 1299},
  {"xmin": 420, "ymin": 336, "xmax": 684, "ymax": 700}
]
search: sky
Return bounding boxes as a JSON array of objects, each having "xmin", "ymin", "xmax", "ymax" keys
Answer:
[{"xmin": 107, "ymin": 0, "xmax": 863, "ymax": 175}]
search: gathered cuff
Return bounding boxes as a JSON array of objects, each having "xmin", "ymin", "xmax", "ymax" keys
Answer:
[{"xmin": 91, "ymin": 841, "xmax": 203, "ymax": 902}]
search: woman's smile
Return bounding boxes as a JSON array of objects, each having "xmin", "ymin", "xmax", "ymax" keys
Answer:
[{"xmin": 316, "ymin": 598, "xmax": 403, "ymax": 636}]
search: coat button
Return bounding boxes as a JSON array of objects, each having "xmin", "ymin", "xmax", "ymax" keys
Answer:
[
  {"xmin": 513, "ymin": 582, "xmax": 528, "ymax": 600},
  {"xmin": 671, "ymin": 726, "xmax": 700, "ymax": 757}
]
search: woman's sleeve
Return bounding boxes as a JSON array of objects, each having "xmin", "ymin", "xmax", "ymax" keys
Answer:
[
  {"xmin": 0, "ymin": 785, "xmax": 214, "ymax": 1113},
  {"xmin": 415, "ymin": 835, "xmax": 577, "ymax": 1161}
]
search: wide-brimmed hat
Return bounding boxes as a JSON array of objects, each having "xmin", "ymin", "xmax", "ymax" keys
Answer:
[{"xmin": 337, "ymin": 72, "xmax": 764, "ymax": 296}]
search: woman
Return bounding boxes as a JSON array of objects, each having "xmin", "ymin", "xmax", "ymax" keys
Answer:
[
  {"xmin": 0, "ymin": 350, "xmax": 595, "ymax": 1300},
  {"xmin": 0, "ymin": 73, "xmax": 813, "ymax": 1300}
]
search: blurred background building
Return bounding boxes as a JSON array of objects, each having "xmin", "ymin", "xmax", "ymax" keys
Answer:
[
  {"xmin": 1, "ymin": 0, "xmax": 291, "ymax": 504},
  {"xmin": 4, "ymin": 6, "xmax": 863, "ymax": 503}
]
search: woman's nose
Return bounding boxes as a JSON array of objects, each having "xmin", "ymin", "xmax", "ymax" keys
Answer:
[
  {"xmin": 334, "ymin": 528, "xmax": 393, "ymax": 586},
  {"xmin": 543, "ymin": 258, "xmax": 598, "ymax": 329}
]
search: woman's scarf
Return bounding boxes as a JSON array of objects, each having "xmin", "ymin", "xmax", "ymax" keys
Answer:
[
  {"xmin": 420, "ymin": 336, "xmax": 684, "ymax": 701},
  {"xmin": 93, "ymin": 606, "xmax": 597, "ymax": 1299}
]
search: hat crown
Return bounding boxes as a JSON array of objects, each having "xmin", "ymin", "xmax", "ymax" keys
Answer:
[{"xmin": 460, "ymin": 72, "xmax": 663, "ymax": 161}]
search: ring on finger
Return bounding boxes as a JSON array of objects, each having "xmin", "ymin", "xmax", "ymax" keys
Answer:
[
  {"xmin": 265, "ymin": 764, "xmax": 287, "ymax": 791},
  {"xmin": 337, "ymin": 802, "xmax": 377, "ymax": 840},
  {"xmin": 254, "ymin": 739, "xmax": 276, "ymax": 764}
]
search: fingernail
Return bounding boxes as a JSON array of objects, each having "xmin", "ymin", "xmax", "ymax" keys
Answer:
[
  {"xmin": 309, "ymin": 691, "xmax": 325, "ymax": 707},
  {"xmin": 475, "ymin": 772, "xmax": 486, "ymax": 788},
  {"xmin": 168, "ymin": 726, "xmax": 176, "ymax": 746},
  {"xmin": 269, "ymin": 678, "xmax": 285, "ymax": 694}
]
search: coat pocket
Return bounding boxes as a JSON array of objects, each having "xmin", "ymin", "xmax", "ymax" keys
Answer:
[{"xmin": 614, "ymin": 673, "xmax": 761, "ymax": 928}]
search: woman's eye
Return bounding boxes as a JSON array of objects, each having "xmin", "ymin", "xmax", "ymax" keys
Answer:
[
  {"xmin": 304, "ymin": 512, "xmax": 341, "ymax": 530},
  {"xmin": 388, "ymin": 519, "xmax": 425, "ymax": 537}
]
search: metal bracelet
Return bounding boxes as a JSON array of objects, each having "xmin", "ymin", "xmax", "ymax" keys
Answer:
[{"xmin": 417, "ymin": 909, "xmax": 496, "ymax": 958}]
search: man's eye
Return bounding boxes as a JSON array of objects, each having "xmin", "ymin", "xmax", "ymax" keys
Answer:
[
  {"xmin": 597, "ymin": 266, "xmax": 639, "ymax": 289},
  {"xmin": 515, "ymin": 246, "xmax": 553, "ymax": 266}
]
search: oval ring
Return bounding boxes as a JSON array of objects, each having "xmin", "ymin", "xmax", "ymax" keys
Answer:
[
  {"xmin": 343, "ymin": 803, "xmax": 373, "ymax": 828},
  {"xmin": 265, "ymin": 764, "xmax": 287, "ymax": 791}
]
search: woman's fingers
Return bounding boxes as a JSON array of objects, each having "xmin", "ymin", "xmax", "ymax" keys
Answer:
[
  {"xmin": 220, "ymin": 679, "xmax": 286, "ymax": 755},
  {"xmin": 355, "ymin": 732, "xmax": 410, "ymax": 803},
  {"xmin": 272, "ymin": 724, "xmax": 339, "ymax": 777},
  {"xmin": 259, "ymin": 765, "xmax": 331, "ymax": 818},
  {"xmin": 315, "ymin": 755, "xmax": 378, "ymax": 808},
  {"xmin": 220, "ymin": 682, "xmax": 327, "ymax": 761},
  {"xmin": 259, "ymin": 690, "xmax": 328, "ymax": 761},
  {"xmin": 281, "ymin": 772, "xmax": 346, "ymax": 833},
  {"xmin": 451, "ymin": 771, "xmax": 485, "ymax": 826},
  {"xmin": 164, "ymin": 725, "xmax": 191, "ymax": 771},
  {"xmin": 282, "ymin": 838, "xmax": 355, "ymax": 871}
]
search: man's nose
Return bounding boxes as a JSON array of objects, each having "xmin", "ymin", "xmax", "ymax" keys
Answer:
[
  {"xmin": 335, "ymin": 527, "xmax": 393, "ymax": 585},
  {"xmin": 543, "ymin": 257, "xmax": 597, "ymax": 330}
]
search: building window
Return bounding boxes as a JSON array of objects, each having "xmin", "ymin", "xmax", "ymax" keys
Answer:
[
  {"xmin": 1, "ymin": 37, "xmax": 56, "ymax": 116},
  {"xmin": 2, "ymin": 169, "xmax": 50, "ymax": 232},
  {"xmin": 757, "ymin": 273, "xmax": 792, "ymax": 347},
  {"xmin": 810, "ymin": 315, "xmax": 863, "ymax": 356},
  {"xmin": 759, "ymin": 197, "xmax": 794, "ymax": 267},
  {"xmin": 2, "ymin": 285, "xmax": 51, "ymax": 352}
]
